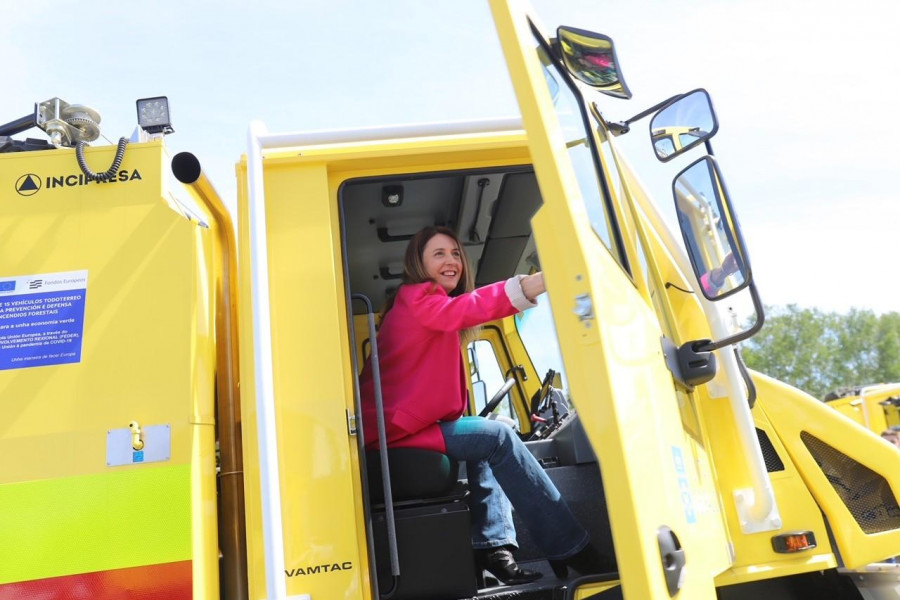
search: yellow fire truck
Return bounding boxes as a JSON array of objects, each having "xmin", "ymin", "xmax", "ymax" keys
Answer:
[{"xmin": 2, "ymin": 1, "xmax": 899, "ymax": 599}]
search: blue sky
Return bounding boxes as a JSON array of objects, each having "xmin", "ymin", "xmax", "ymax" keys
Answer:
[{"xmin": 3, "ymin": 0, "xmax": 898, "ymax": 314}]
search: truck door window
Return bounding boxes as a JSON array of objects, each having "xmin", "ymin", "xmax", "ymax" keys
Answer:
[
  {"xmin": 594, "ymin": 122, "xmax": 652, "ymax": 295},
  {"xmin": 535, "ymin": 42, "xmax": 629, "ymax": 274}
]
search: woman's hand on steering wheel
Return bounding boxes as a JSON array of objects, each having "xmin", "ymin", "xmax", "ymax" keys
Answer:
[{"xmin": 478, "ymin": 376, "xmax": 517, "ymax": 417}]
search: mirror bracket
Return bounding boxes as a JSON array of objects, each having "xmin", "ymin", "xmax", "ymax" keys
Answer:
[
  {"xmin": 661, "ymin": 336, "xmax": 718, "ymax": 390},
  {"xmin": 606, "ymin": 120, "xmax": 630, "ymax": 136},
  {"xmin": 588, "ymin": 103, "xmax": 629, "ymax": 136}
]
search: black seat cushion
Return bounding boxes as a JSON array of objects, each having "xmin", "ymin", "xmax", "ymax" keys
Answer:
[{"xmin": 366, "ymin": 447, "xmax": 459, "ymax": 504}]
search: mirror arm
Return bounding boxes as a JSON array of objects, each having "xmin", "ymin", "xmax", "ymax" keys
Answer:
[
  {"xmin": 596, "ymin": 91, "xmax": 688, "ymax": 137},
  {"xmin": 733, "ymin": 346, "xmax": 757, "ymax": 409},
  {"xmin": 623, "ymin": 92, "xmax": 688, "ymax": 128},
  {"xmin": 704, "ymin": 139, "xmax": 715, "ymax": 156},
  {"xmin": 695, "ymin": 282, "xmax": 766, "ymax": 353}
]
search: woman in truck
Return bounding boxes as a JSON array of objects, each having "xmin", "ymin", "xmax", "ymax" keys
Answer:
[
  {"xmin": 359, "ymin": 226, "xmax": 600, "ymax": 585},
  {"xmin": 700, "ymin": 252, "xmax": 740, "ymax": 297}
]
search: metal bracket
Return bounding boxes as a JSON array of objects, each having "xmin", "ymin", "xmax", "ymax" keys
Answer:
[
  {"xmin": 346, "ymin": 410, "xmax": 357, "ymax": 436},
  {"xmin": 661, "ymin": 337, "xmax": 717, "ymax": 390},
  {"xmin": 106, "ymin": 424, "xmax": 170, "ymax": 467},
  {"xmin": 734, "ymin": 488, "xmax": 783, "ymax": 533},
  {"xmin": 573, "ymin": 293, "xmax": 594, "ymax": 322}
]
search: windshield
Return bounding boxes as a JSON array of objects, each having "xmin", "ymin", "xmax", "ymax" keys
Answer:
[{"xmin": 515, "ymin": 295, "xmax": 567, "ymax": 391}]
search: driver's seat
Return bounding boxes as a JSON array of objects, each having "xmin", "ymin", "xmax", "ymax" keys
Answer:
[
  {"xmin": 366, "ymin": 447, "xmax": 461, "ymax": 504},
  {"xmin": 366, "ymin": 447, "xmax": 474, "ymax": 600}
]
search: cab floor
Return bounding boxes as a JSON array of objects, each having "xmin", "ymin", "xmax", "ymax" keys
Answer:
[{"xmin": 470, "ymin": 561, "xmax": 620, "ymax": 600}]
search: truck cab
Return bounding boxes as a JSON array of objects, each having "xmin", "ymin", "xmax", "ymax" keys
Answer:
[
  {"xmin": 230, "ymin": 4, "xmax": 900, "ymax": 600},
  {"xmin": 2, "ymin": 1, "xmax": 899, "ymax": 600}
]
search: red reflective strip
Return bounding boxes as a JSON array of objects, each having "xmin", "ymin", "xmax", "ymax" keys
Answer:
[{"xmin": 0, "ymin": 560, "xmax": 191, "ymax": 600}]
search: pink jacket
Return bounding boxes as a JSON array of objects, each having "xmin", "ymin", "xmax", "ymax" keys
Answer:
[
  {"xmin": 700, "ymin": 271, "xmax": 718, "ymax": 296},
  {"xmin": 360, "ymin": 277, "xmax": 534, "ymax": 453}
]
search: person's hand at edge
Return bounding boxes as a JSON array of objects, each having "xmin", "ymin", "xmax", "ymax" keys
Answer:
[{"xmin": 520, "ymin": 272, "xmax": 545, "ymax": 302}]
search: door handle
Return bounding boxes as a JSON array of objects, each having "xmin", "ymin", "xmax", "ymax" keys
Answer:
[{"xmin": 657, "ymin": 526, "xmax": 685, "ymax": 596}]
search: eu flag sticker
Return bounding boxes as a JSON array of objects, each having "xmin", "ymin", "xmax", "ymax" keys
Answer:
[{"xmin": 0, "ymin": 270, "xmax": 88, "ymax": 371}]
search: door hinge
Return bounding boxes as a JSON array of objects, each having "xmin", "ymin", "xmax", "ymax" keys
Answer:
[{"xmin": 346, "ymin": 410, "xmax": 358, "ymax": 436}]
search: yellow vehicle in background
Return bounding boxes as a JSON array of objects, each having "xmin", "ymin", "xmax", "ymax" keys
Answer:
[
  {"xmin": 2, "ymin": 1, "xmax": 899, "ymax": 600},
  {"xmin": 825, "ymin": 383, "xmax": 900, "ymax": 434},
  {"xmin": 651, "ymin": 126, "xmax": 715, "ymax": 162}
]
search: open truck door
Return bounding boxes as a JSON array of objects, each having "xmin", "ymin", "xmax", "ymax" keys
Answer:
[{"xmin": 490, "ymin": 2, "xmax": 732, "ymax": 598}]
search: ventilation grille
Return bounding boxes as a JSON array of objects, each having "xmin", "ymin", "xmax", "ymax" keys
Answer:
[
  {"xmin": 801, "ymin": 431, "xmax": 900, "ymax": 534},
  {"xmin": 756, "ymin": 428, "xmax": 784, "ymax": 472}
]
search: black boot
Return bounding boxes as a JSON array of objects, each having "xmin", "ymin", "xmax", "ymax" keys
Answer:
[
  {"xmin": 549, "ymin": 542, "xmax": 604, "ymax": 579},
  {"xmin": 476, "ymin": 546, "xmax": 542, "ymax": 586}
]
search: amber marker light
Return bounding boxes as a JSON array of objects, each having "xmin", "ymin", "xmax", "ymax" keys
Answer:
[{"xmin": 771, "ymin": 531, "xmax": 817, "ymax": 553}]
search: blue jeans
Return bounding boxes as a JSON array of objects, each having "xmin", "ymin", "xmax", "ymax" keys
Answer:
[{"xmin": 439, "ymin": 417, "xmax": 589, "ymax": 560}]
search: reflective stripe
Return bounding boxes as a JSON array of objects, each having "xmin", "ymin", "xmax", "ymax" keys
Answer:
[
  {"xmin": 0, "ymin": 560, "xmax": 191, "ymax": 600},
  {"xmin": 0, "ymin": 464, "xmax": 191, "ymax": 584}
]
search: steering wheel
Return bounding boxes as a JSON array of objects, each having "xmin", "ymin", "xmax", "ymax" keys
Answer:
[{"xmin": 478, "ymin": 376, "xmax": 517, "ymax": 417}]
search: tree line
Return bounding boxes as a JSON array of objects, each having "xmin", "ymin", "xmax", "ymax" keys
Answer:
[{"xmin": 740, "ymin": 305, "xmax": 900, "ymax": 400}]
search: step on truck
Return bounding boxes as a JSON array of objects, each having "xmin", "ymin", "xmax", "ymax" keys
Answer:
[{"xmin": 2, "ymin": 1, "xmax": 899, "ymax": 599}]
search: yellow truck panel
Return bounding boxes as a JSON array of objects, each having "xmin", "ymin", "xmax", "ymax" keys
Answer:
[{"xmin": 0, "ymin": 142, "xmax": 218, "ymax": 599}]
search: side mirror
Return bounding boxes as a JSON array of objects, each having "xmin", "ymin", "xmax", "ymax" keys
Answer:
[
  {"xmin": 556, "ymin": 26, "xmax": 632, "ymax": 99},
  {"xmin": 650, "ymin": 89, "xmax": 718, "ymax": 162},
  {"xmin": 673, "ymin": 156, "xmax": 749, "ymax": 300},
  {"xmin": 673, "ymin": 156, "xmax": 765, "ymax": 350},
  {"xmin": 472, "ymin": 379, "xmax": 488, "ymax": 411},
  {"xmin": 467, "ymin": 345, "xmax": 479, "ymax": 377}
]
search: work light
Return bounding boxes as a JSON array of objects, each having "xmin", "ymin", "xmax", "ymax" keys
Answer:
[{"xmin": 136, "ymin": 96, "xmax": 174, "ymax": 135}]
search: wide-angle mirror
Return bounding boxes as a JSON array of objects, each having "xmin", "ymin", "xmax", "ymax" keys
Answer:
[
  {"xmin": 650, "ymin": 89, "xmax": 718, "ymax": 162},
  {"xmin": 673, "ymin": 155, "xmax": 748, "ymax": 301},
  {"xmin": 556, "ymin": 26, "xmax": 632, "ymax": 99}
]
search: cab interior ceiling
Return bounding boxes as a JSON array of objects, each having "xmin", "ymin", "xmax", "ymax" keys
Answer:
[{"xmin": 341, "ymin": 167, "xmax": 543, "ymax": 315}]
